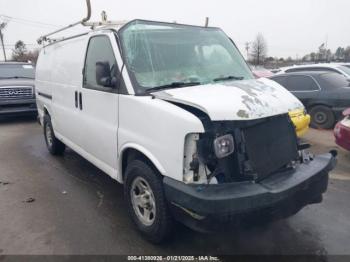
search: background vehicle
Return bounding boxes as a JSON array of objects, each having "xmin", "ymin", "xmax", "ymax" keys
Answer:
[
  {"xmin": 271, "ymin": 71, "xmax": 350, "ymax": 129},
  {"xmin": 334, "ymin": 108, "xmax": 350, "ymax": 151},
  {"xmin": 278, "ymin": 63, "xmax": 350, "ymax": 79},
  {"xmin": 251, "ymin": 67, "xmax": 274, "ymax": 78},
  {"xmin": 0, "ymin": 62, "xmax": 37, "ymax": 116}
]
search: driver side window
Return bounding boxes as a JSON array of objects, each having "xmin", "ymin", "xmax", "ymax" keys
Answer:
[{"xmin": 83, "ymin": 35, "xmax": 118, "ymax": 92}]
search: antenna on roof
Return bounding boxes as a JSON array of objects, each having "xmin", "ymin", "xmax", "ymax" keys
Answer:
[
  {"xmin": 101, "ymin": 11, "xmax": 108, "ymax": 22},
  {"xmin": 37, "ymin": 0, "xmax": 128, "ymax": 45},
  {"xmin": 205, "ymin": 17, "xmax": 209, "ymax": 27}
]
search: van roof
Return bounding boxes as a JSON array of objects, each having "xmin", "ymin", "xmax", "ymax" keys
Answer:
[{"xmin": 42, "ymin": 19, "xmax": 219, "ymax": 47}]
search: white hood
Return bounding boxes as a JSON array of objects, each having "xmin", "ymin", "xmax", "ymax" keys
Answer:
[{"xmin": 152, "ymin": 78, "xmax": 303, "ymax": 121}]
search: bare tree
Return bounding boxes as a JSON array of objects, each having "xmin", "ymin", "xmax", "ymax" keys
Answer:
[
  {"xmin": 26, "ymin": 49, "xmax": 40, "ymax": 65},
  {"xmin": 11, "ymin": 41, "xmax": 39, "ymax": 64},
  {"xmin": 12, "ymin": 40, "xmax": 28, "ymax": 62},
  {"xmin": 251, "ymin": 33, "xmax": 267, "ymax": 65}
]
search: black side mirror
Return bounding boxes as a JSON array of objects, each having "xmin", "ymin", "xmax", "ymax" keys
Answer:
[{"xmin": 96, "ymin": 61, "xmax": 116, "ymax": 88}]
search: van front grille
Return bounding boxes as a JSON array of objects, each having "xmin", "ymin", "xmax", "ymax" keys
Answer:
[
  {"xmin": 0, "ymin": 87, "xmax": 34, "ymax": 100},
  {"xmin": 242, "ymin": 114, "xmax": 298, "ymax": 180}
]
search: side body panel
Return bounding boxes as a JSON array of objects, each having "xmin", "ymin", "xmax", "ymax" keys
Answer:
[
  {"xmin": 78, "ymin": 32, "xmax": 125, "ymax": 180},
  {"xmin": 118, "ymin": 95, "xmax": 204, "ymax": 182},
  {"xmin": 50, "ymin": 36, "xmax": 88, "ymax": 146}
]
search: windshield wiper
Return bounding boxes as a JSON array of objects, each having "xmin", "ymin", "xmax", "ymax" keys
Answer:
[
  {"xmin": 213, "ymin": 75, "xmax": 244, "ymax": 82},
  {"xmin": 146, "ymin": 81, "xmax": 201, "ymax": 93},
  {"xmin": 0, "ymin": 76, "xmax": 34, "ymax": 79}
]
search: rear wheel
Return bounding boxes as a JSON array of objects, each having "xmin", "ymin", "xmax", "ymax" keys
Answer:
[
  {"xmin": 309, "ymin": 105, "xmax": 335, "ymax": 129},
  {"xmin": 43, "ymin": 115, "xmax": 66, "ymax": 155},
  {"xmin": 124, "ymin": 159, "xmax": 173, "ymax": 243}
]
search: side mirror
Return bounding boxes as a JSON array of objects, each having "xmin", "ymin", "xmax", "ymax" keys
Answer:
[{"xmin": 96, "ymin": 61, "xmax": 116, "ymax": 88}]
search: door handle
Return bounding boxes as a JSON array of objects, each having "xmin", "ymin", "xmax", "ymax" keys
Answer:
[
  {"xmin": 75, "ymin": 91, "xmax": 78, "ymax": 108},
  {"xmin": 79, "ymin": 92, "xmax": 83, "ymax": 110}
]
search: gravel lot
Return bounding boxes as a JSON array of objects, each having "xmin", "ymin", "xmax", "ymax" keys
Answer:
[{"xmin": 0, "ymin": 116, "xmax": 349, "ymax": 255}]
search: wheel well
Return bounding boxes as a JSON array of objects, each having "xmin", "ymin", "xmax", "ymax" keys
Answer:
[
  {"xmin": 121, "ymin": 148, "xmax": 161, "ymax": 181},
  {"xmin": 308, "ymin": 103, "xmax": 331, "ymax": 111},
  {"xmin": 308, "ymin": 104, "xmax": 335, "ymax": 116},
  {"xmin": 43, "ymin": 107, "xmax": 49, "ymax": 116}
]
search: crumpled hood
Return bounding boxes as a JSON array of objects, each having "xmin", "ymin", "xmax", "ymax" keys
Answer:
[{"xmin": 152, "ymin": 78, "xmax": 303, "ymax": 121}]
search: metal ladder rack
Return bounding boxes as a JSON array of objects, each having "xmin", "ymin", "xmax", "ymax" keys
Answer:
[{"xmin": 37, "ymin": 0, "xmax": 128, "ymax": 45}]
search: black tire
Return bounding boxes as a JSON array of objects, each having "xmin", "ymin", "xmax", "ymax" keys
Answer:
[
  {"xmin": 43, "ymin": 115, "xmax": 66, "ymax": 155},
  {"xmin": 124, "ymin": 159, "xmax": 173, "ymax": 243},
  {"xmin": 309, "ymin": 105, "xmax": 335, "ymax": 129}
]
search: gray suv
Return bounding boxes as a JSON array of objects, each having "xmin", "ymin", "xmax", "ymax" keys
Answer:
[{"xmin": 0, "ymin": 62, "xmax": 36, "ymax": 116}]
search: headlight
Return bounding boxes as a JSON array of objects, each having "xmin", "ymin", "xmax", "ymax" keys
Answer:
[{"xmin": 213, "ymin": 134, "xmax": 234, "ymax": 158}]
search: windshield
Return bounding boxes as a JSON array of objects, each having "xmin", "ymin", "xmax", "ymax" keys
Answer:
[
  {"xmin": 0, "ymin": 64, "xmax": 35, "ymax": 79},
  {"xmin": 319, "ymin": 73, "xmax": 350, "ymax": 88},
  {"xmin": 119, "ymin": 20, "xmax": 253, "ymax": 94},
  {"xmin": 337, "ymin": 65, "xmax": 350, "ymax": 76}
]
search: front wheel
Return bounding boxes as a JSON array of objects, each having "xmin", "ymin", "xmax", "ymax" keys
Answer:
[
  {"xmin": 309, "ymin": 105, "xmax": 335, "ymax": 129},
  {"xmin": 124, "ymin": 160, "xmax": 173, "ymax": 243}
]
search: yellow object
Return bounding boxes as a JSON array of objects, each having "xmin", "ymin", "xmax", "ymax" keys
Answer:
[{"xmin": 289, "ymin": 109, "xmax": 311, "ymax": 137}]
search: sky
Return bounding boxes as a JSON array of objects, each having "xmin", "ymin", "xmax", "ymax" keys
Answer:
[{"xmin": 0, "ymin": 0, "xmax": 349, "ymax": 61}]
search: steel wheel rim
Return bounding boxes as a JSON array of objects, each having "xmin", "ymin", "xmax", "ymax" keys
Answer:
[
  {"xmin": 315, "ymin": 111, "xmax": 327, "ymax": 124},
  {"xmin": 130, "ymin": 177, "xmax": 156, "ymax": 226},
  {"xmin": 46, "ymin": 124, "xmax": 53, "ymax": 147}
]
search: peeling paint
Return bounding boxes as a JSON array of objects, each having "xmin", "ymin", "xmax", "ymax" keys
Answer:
[
  {"xmin": 152, "ymin": 78, "xmax": 304, "ymax": 121},
  {"xmin": 237, "ymin": 109, "xmax": 249, "ymax": 118}
]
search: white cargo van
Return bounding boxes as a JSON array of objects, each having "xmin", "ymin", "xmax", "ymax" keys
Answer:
[{"xmin": 36, "ymin": 16, "xmax": 336, "ymax": 242}]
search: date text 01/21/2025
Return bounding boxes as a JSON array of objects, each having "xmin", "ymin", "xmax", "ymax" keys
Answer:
[{"xmin": 127, "ymin": 256, "xmax": 220, "ymax": 261}]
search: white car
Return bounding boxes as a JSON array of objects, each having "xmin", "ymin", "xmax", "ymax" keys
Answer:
[
  {"xmin": 278, "ymin": 63, "xmax": 350, "ymax": 79},
  {"xmin": 35, "ymin": 19, "xmax": 336, "ymax": 243}
]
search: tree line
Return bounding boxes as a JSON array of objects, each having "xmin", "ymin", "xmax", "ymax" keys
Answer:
[
  {"xmin": 247, "ymin": 34, "xmax": 350, "ymax": 67},
  {"xmin": 302, "ymin": 45, "xmax": 350, "ymax": 63}
]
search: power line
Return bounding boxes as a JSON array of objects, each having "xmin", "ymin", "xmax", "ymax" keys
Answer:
[
  {"xmin": 4, "ymin": 43, "xmax": 38, "ymax": 46},
  {"xmin": 0, "ymin": 14, "xmax": 61, "ymax": 28}
]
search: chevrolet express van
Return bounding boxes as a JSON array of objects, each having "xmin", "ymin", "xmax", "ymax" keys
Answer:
[{"xmin": 36, "ymin": 19, "xmax": 336, "ymax": 243}]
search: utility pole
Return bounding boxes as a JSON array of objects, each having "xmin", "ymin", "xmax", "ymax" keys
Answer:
[{"xmin": 0, "ymin": 22, "xmax": 7, "ymax": 62}]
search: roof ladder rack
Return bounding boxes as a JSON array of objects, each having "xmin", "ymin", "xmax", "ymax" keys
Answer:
[{"xmin": 37, "ymin": 0, "xmax": 128, "ymax": 44}]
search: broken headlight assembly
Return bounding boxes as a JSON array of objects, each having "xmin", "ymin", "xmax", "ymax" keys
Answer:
[{"xmin": 213, "ymin": 134, "xmax": 235, "ymax": 158}]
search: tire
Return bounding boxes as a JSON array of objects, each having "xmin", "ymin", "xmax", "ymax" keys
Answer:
[
  {"xmin": 43, "ymin": 115, "xmax": 66, "ymax": 155},
  {"xmin": 309, "ymin": 105, "xmax": 335, "ymax": 129},
  {"xmin": 124, "ymin": 159, "xmax": 173, "ymax": 243}
]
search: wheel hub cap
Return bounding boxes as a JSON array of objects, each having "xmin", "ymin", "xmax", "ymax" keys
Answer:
[
  {"xmin": 315, "ymin": 112, "xmax": 326, "ymax": 124},
  {"xmin": 46, "ymin": 126, "xmax": 53, "ymax": 147},
  {"xmin": 130, "ymin": 177, "xmax": 156, "ymax": 226}
]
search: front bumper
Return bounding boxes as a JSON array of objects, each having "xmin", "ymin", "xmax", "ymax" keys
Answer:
[
  {"xmin": 0, "ymin": 99, "xmax": 37, "ymax": 116},
  {"xmin": 164, "ymin": 152, "xmax": 336, "ymax": 232}
]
